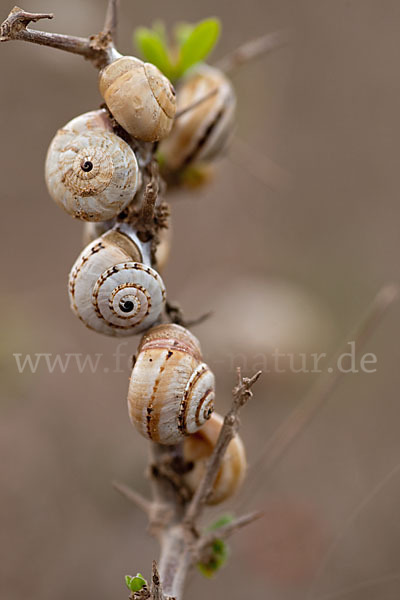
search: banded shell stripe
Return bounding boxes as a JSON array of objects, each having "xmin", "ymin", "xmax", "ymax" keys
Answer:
[
  {"xmin": 195, "ymin": 389, "xmax": 214, "ymax": 428},
  {"xmin": 178, "ymin": 363, "xmax": 210, "ymax": 435}
]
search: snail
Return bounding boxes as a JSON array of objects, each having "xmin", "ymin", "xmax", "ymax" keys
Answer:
[
  {"xmin": 159, "ymin": 64, "xmax": 236, "ymax": 172},
  {"xmin": 99, "ymin": 56, "xmax": 176, "ymax": 142},
  {"xmin": 69, "ymin": 224, "xmax": 166, "ymax": 336},
  {"xmin": 128, "ymin": 324, "xmax": 215, "ymax": 445},
  {"xmin": 183, "ymin": 413, "xmax": 246, "ymax": 505},
  {"xmin": 45, "ymin": 110, "xmax": 140, "ymax": 222}
]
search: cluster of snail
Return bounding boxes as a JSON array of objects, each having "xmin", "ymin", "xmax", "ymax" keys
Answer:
[{"xmin": 44, "ymin": 52, "xmax": 244, "ymax": 505}]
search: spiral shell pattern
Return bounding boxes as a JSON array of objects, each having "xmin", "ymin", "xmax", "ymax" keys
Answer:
[
  {"xmin": 45, "ymin": 110, "xmax": 139, "ymax": 221},
  {"xmin": 183, "ymin": 413, "xmax": 246, "ymax": 505},
  {"xmin": 69, "ymin": 230, "xmax": 166, "ymax": 336},
  {"xmin": 128, "ymin": 324, "xmax": 215, "ymax": 444},
  {"xmin": 99, "ymin": 56, "xmax": 176, "ymax": 142}
]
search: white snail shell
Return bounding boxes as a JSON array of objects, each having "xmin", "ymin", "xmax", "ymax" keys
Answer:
[
  {"xmin": 128, "ymin": 324, "xmax": 215, "ymax": 445},
  {"xmin": 69, "ymin": 225, "xmax": 166, "ymax": 336},
  {"xmin": 45, "ymin": 110, "xmax": 140, "ymax": 222},
  {"xmin": 183, "ymin": 412, "xmax": 246, "ymax": 505},
  {"xmin": 160, "ymin": 65, "xmax": 236, "ymax": 171},
  {"xmin": 99, "ymin": 56, "xmax": 176, "ymax": 142}
]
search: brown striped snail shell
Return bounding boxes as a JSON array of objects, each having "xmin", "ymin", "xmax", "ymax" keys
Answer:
[
  {"xmin": 127, "ymin": 324, "xmax": 215, "ymax": 445},
  {"xmin": 69, "ymin": 224, "xmax": 166, "ymax": 336},
  {"xmin": 99, "ymin": 56, "xmax": 176, "ymax": 142},
  {"xmin": 159, "ymin": 64, "xmax": 236, "ymax": 172},
  {"xmin": 45, "ymin": 110, "xmax": 140, "ymax": 222},
  {"xmin": 183, "ymin": 412, "xmax": 246, "ymax": 505}
]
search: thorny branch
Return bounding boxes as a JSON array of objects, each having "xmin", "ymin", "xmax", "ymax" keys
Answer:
[
  {"xmin": 165, "ymin": 300, "xmax": 213, "ymax": 329},
  {"xmin": 185, "ymin": 369, "xmax": 262, "ymax": 526},
  {"xmin": 217, "ymin": 29, "xmax": 290, "ymax": 74},
  {"xmin": 196, "ymin": 510, "xmax": 264, "ymax": 554},
  {"xmin": 238, "ymin": 283, "xmax": 400, "ymax": 511},
  {"xmin": 0, "ymin": 3, "xmax": 280, "ymax": 599},
  {"xmin": 258, "ymin": 283, "xmax": 399, "ymax": 473},
  {"xmin": 0, "ymin": 5, "xmax": 118, "ymax": 68},
  {"xmin": 116, "ymin": 369, "xmax": 262, "ymax": 599},
  {"xmin": 103, "ymin": 0, "xmax": 120, "ymax": 41}
]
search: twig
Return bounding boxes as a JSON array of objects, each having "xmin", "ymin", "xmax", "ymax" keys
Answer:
[
  {"xmin": 184, "ymin": 368, "xmax": 262, "ymax": 526},
  {"xmin": 165, "ymin": 301, "xmax": 213, "ymax": 328},
  {"xmin": 174, "ymin": 88, "xmax": 219, "ymax": 119},
  {"xmin": 174, "ymin": 30, "xmax": 290, "ymax": 121},
  {"xmin": 112, "ymin": 480, "xmax": 152, "ymax": 517},
  {"xmin": 0, "ymin": 5, "xmax": 118, "ymax": 68},
  {"xmin": 151, "ymin": 561, "xmax": 165, "ymax": 600},
  {"xmin": 197, "ymin": 510, "xmax": 264, "ymax": 554},
  {"xmin": 249, "ymin": 283, "xmax": 400, "ymax": 478},
  {"xmin": 216, "ymin": 29, "xmax": 290, "ymax": 74},
  {"xmin": 307, "ymin": 461, "xmax": 400, "ymax": 600},
  {"xmin": 0, "ymin": 5, "xmax": 53, "ymax": 37},
  {"xmin": 139, "ymin": 163, "xmax": 160, "ymax": 234},
  {"xmin": 103, "ymin": 0, "xmax": 119, "ymax": 40},
  {"xmin": 230, "ymin": 137, "xmax": 292, "ymax": 194}
]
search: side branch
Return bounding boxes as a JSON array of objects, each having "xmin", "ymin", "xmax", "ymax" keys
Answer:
[
  {"xmin": 249, "ymin": 283, "xmax": 400, "ymax": 479},
  {"xmin": 0, "ymin": 5, "xmax": 118, "ymax": 68},
  {"xmin": 217, "ymin": 29, "xmax": 290, "ymax": 74},
  {"xmin": 103, "ymin": 0, "xmax": 120, "ymax": 40},
  {"xmin": 112, "ymin": 480, "xmax": 152, "ymax": 516},
  {"xmin": 184, "ymin": 369, "xmax": 261, "ymax": 526},
  {"xmin": 197, "ymin": 510, "xmax": 264, "ymax": 555},
  {"xmin": 0, "ymin": 5, "xmax": 53, "ymax": 39},
  {"xmin": 151, "ymin": 561, "xmax": 165, "ymax": 600}
]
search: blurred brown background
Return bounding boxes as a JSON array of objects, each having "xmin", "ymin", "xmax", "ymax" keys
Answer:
[{"xmin": 1, "ymin": 1, "xmax": 400, "ymax": 599}]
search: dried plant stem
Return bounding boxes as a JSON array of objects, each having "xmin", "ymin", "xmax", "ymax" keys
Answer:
[
  {"xmin": 112, "ymin": 480, "xmax": 152, "ymax": 517},
  {"xmin": 115, "ymin": 370, "xmax": 262, "ymax": 599},
  {"xmin": 151, "ymin": 561, "xmax": 165, "ymax": 600},
  {"xmin": 197, "ymin": 510, "xmax": 264, "ymax": 553},
  {"xmin": 174, "ymin": 88, "xmax": 219, "ymax": 119},
  {"xmin": 248, "ymin": 283, "xmax": 399, "ymax": 480},
  {"xmin": 0, "ymin": 5, "xmax": 118, "ymax": 68},
  {"xmin": 230, "ymin": 137, "xmax": 292, "ymax": 194},
  {"xmin": 184, "ymin": 369, "xmax": 262, "ymax": 526},
  {"xmin": 165, "ymin": 300, "xmax": 213, "ymax": 329},
  {"xmin": 137, "ymin": 163, "xmax": 160, "ymax": 238},
  {"xmin": 217, "ymin": 29, "xmax": 290, "ymax": 74},
  {"xmin": 0, "ymin": 6, "xmax": 291, "ymax": 599},
  {"xmin": 103, "ymin": 0, "xmax": 120, "ymax": 40}
]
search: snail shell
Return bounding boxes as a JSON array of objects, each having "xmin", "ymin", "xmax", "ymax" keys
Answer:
[
  {"xmin": 69, "ymin": 225, "xmax": 166, "ymax": 336},
  {"xmin": 45, "ymin": 110, "xmax": 140, "ymax": 222},
  {"xmin": 160, "ymin": 65, "xmax": 236, "ymax": 172},
  {"xmin": 183, "ymin": 412, "xmax": 246, "ymax": 505},
  {"xmin": 99, "ymin": 56, "xmax": 176, "ymax": 142},
  {"xmin": 128, "ymin": 324, "xmax": 215, "ymax": 445}
]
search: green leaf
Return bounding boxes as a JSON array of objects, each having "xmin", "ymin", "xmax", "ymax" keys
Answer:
[
  {"xmin": 197, "ymin": 538, "xmax": 229, "ymax": 578},
  {"xmin": 208, "ymin": 513, "xmax": 234, "ymax": 532},
  {"xmin": 196, "ymin": 514, "xmax": 233, "ymax": 578},
  {"xmin": 134, "ymin": 27, "xmax": 173, "ymax": 79},
  {"xmin": 125, "ymin": 573, "xmax": 147, "ymax": 592},
  {"xmin": 176, "ymin": 18, "xmax": 221, "ymax": 78}
]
